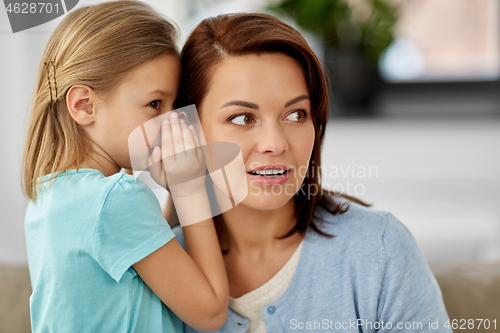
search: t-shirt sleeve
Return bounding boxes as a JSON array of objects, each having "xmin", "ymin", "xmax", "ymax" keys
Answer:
[
  {"xmin": 377, "ymin": 213, "xmax": 453, "ymax": 332},
  {"xmin": 93, "ymin": 175, "xmax": 175, "ymax": 283}
]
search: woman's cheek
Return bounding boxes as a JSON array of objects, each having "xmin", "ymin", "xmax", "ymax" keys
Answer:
[
  {"xmin": 292, "ymin": 125, "xmax": 315, "ymax": 166},
  {"xmin": 218, "ymin": 130, "xmax": 254, "ymax": 161}
]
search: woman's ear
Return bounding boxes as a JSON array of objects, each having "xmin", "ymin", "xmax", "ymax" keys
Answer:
[{"xmin": 66, "ymin": 85, "xmax": 99, "ymax": 126}]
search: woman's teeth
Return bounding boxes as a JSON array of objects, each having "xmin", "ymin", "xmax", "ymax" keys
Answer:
[{"xmin": 249, "ymin": 170, "xmax": 287, "ymax": 177}]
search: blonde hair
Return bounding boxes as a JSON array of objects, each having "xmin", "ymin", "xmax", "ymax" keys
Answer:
[{"xmin": 22, "ymin": 0, "xmax": 178, "ymax": 201}]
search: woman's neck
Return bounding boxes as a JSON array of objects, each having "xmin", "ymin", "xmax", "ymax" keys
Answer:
[{"xmin": 217, "ymin": 198, "xmax": 302, "ymax": 261}]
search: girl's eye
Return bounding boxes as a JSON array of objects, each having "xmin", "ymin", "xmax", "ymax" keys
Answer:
[
  {"xmin": 148, "ymin": 100, "xmax": 161, "ymax": 110},
  {"xmin": 285, "ymin": 110, "xmax": 307, "ymax": 122},
  {"xmin": 231, "ymin": 115, "xmax": 254, "ymax": 125}
]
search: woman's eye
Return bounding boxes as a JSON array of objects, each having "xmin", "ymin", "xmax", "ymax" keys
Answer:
[
  {"xmin": 148, "ymin": 100, "xmax": 161, "ymax": 110},
  {"xmin": 231, "ymin": 115, "xmax": 254, "ymax": 125},
  {"xmin": 285, "ymin": 110, "xmax": 307, "ymax": 122}
]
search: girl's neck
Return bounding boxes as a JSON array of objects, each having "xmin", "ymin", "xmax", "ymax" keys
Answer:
[
  {"xmin": 217, "ymin": 198, "xmax": 302, "ymax": 261},
  {"xmin": 79, "ymin": 142, "xmax": 120, "ymax": 177}
]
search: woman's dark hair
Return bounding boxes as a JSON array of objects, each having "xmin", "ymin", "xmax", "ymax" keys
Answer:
[{"xmin": 176, "ymin": 12, "xmax": 370, "ymax": 238}]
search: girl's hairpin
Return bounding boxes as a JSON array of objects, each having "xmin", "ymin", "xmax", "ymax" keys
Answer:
[{"xmin": 44, "ymin": 60, "xmax": 58, "ymax": 102}]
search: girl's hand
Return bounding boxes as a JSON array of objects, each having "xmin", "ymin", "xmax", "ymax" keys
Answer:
[
  {"xmin": 149, "ymin": 112, "xmax": 206, "ymax": 196},
  {"xmin": 133, "ymin": 113, "xmax": 228, "ymax": 332}
]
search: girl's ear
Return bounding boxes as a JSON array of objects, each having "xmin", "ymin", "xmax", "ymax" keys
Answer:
[{"xmin": 66, "ymin": 84, "xmax": 99, "ymax": 126}]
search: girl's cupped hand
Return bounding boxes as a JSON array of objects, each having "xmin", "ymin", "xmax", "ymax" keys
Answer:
[{"xmin": 149, "ymin": 111, "xmax": 207, "ymax": 198}]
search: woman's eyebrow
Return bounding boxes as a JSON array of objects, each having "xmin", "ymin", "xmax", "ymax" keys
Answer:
[
  {"xmin": 221, "ymin": 100, "xmax": 259, "ymax": 110},
  {"xmin": 221, "ymin": 94, "xmax": 309, "ymax": 110},
  {"xmin": 284, "ymin": 94, "xmax": 309, "ymax": 107}
]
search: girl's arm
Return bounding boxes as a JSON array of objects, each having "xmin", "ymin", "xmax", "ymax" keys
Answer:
[
  {"xmin": 133, "ymin": 114, "xmax": 228, "ymax": 332},
  {"xmin": 163, "ymin": 195, "xmax": 179, "ymax": 228},
  {"xmin": 133, "ymin": 209, "xmax": 228, "ymax": 332}
]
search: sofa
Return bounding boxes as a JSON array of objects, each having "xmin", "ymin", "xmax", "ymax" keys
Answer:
[
  {"xmin": 0, "ymin": 265, "xmax": 31, "ymax": 333},
  {"xmin": 1, "ymin": 261, "xmax": 499, "ymax": 333}
]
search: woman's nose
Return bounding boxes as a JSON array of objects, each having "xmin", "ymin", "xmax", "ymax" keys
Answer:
[{"xmin": 256, "ymin": 122, "xmax": 289, "ymax": 155}]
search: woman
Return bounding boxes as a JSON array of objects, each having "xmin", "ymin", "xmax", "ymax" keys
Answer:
[{"xmin": 167, "ymin": 13, "xmax": 452, "ymax": 333}]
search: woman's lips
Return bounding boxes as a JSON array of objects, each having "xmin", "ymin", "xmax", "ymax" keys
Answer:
[{"xmin": 247, "ymin": 166, "xmax": 291, "ymax": 186}]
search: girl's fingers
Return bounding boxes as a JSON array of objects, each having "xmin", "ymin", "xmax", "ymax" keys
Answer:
[
  {"xmin": 148, "ymin": 146, "xmax": 164, "ymax": 187},
  {"xmin": 161, "ymin": 119, "xmax": 174, "ymax": 160},
  {"xmin": 180, "ymin": 119, "xmax": 196, "ymax": 151},
  {"xmin": 190, "ymin": 125, "xmax": 201, "ymax": 148},
  {"xmin": 148, "ymin": 146, "xmax": 160, "ymax": 167},
  {"xmin": 169, "ymin": 112, "xmax": 184, "ymax": 155},
  {"xmin": 189, "ymin": 124, "xmax": 204, "ymax": 162}
]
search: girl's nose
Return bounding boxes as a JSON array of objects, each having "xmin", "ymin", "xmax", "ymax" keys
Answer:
[{"xmin": 256, "ymin": 122, "xmax": 289, "ymax": 155}]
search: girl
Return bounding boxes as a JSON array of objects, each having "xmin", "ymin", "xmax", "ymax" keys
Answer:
[
  {"xmin": 22, "ymin": 1, "xmax": 228, "ymax": 332},
  {"xmin": 170, "ymin": 13, "xmax": 453, "ymax": 333}
]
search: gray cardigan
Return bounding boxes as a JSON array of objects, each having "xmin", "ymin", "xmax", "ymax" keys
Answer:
[{"xmin": 173, "ymin": 201, "xmax": 452, "ymax": 333}]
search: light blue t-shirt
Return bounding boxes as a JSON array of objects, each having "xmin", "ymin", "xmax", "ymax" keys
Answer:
[
  {"xmin": 173, "ymin": 199, "xmax": 453, "ymax": 333},
  {"xmin": 25, "ymin": 169, "xmax": 182, "ymax": 333}
]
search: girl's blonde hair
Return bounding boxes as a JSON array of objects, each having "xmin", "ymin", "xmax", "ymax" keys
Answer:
[{"xmin": 22, "ymin": 0, "xmax": 178, "ymax": 201}]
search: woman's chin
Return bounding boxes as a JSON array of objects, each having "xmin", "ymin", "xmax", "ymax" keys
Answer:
[{"xmin": 239, "ymin": 187, "xmax": 295, "ymax": 211}]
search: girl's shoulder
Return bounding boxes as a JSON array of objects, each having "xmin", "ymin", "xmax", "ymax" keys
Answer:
[
  {"xmin": 68, "ymin": 169, "xmax": 153, "ymax": 196},
  {"xmin": 39, "ymin": 169, "xmax": 160, "ymax": 213},
  {"xmin": 97, "ymin": 172, "xmax": 162, "ymax": 214},
  {"xmin": 40, "ymin": 169, "xmax": 127, "ymax": 193}
]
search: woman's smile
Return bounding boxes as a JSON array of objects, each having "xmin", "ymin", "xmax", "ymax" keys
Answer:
[{"xmin": 247, "ymin": 165, "xmax": 291, "ymax": 186}]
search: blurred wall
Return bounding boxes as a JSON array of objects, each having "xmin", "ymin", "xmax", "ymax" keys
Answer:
[{"xmin": 0, "ymin": 31, "xmax": 47, "ymax": 264}]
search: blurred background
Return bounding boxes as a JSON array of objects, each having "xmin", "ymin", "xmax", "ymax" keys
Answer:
[{"xmin": 1, "ymin": 0, "xmax": 499, "ymax": 267}]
